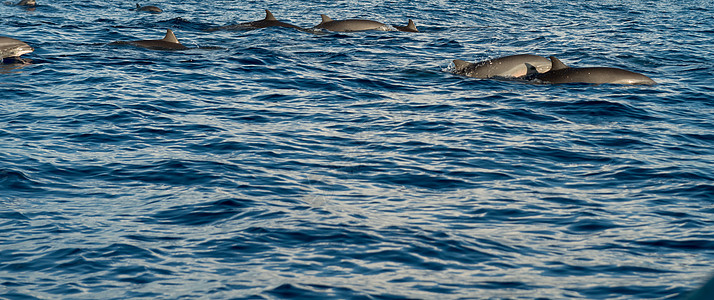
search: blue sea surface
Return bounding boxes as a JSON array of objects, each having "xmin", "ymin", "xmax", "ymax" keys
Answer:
[{"xmin": 2, "ymin": 0, "xmax": 713, "ymax": 298}]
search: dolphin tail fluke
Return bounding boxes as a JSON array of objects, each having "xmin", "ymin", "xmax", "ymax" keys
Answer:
[
  {"xmin": 320, "ymin": 14, "xmax": 333, "ymax": 24},
  {"xmin": 265, "ymin": 9, "xmax": 277, "ymax": 21},
  {"xmin": 549, "ymin": 56, "xmax": 569, "ymax": 70},
  {"xmin": 453, "ymin": 59, "xmax": 471, "ymax": 71},
  {"xmin": 162, "ymin": 29, "xmax": 181, "ymax": 44}
]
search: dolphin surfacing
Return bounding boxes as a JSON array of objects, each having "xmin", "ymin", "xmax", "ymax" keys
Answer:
[
  {"xmin": 207, "ymin": 10, "xmax": 302, "ymax": 31},
  {"xmin": 4, "ymin": 0, "xmax": 35, "ymax": 7},
  {"xmin": 113, "ymin": 29, "xmax": 188, "ymax": 50},
  {"xmin": 136, "ymin": 3, "xmax": 162, "ymax": 13},
  {"xmin": 0, "ymin": 36, "xmax": 34, "ymax": 62},
  {"xmin": 242, "ymin": 9, "xmax": 302, "ymax": 29},
  {"xmin": 313, "ymin": 14, "xmax": 388, "ymax": 32},
  {"xmin": 527, "ymin": 56, "xmax": 656, "ymax": 85},
  {"xmin": 11, "ymin": 0, "xmax": 35, "ymax": 6},
  {"xmin": 452, "ymin": 54, "xmax": 552, "ymax": 79},
  {"xmin": 394, "ymin": 19, "xmax": 419, "ymax": 32}
]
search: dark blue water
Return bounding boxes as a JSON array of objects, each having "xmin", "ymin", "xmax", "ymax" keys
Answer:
[{"xmin": 2, "ymin": 0, "xmax": 713, "ymax": 298}]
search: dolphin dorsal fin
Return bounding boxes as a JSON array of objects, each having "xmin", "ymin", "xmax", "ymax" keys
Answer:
[
  {"xmin": 524, "ymin": 63, "xmax": 539, "ymax": 76},
  {"xmin": 453, "ymin": 59, "xmax": 471, "ymax": 71},
  {"xmin": 549, "ymin": 56, "xmax": 569, "ymax": 70},
  {"xmin": 320, "ymin": 14, "xmax": 333, "ymax": 24},
  {"xmin": 162, "ymin": 29, "xmax": 180, "ymax": 44},
  {"xmin": 136, "ymin": 3, "xmax": 141, "ymax": 8},
  {"xmin": 406, "ymin": 19, "xmax": 418, "ymax": 32},
  {"xmin": 265, "ymin": 10, "xmax": 277, "ymax": 21}
]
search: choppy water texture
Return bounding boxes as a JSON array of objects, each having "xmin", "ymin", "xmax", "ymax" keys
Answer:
[{"xmin": 2, "ymin": 0, "xmax": 714, "ymax": 299}]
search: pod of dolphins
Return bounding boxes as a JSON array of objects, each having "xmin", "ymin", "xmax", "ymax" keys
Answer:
[
  {"xmin": 452, "ymin": 54, "xmax": 656, "ymax": 85},
  {"xmin": 2, "ymin": 1, "xmax": 655, "ymax": 85},
  {"xmin": 204, "ymin": 9, "xmax": 417, "ymax": 33},
  {"xmin": 3, "ymin": 2, "xmax": 714, "ymax": 299}
]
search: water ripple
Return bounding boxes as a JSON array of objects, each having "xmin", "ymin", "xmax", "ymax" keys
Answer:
[{"xmin": 1, "ymin": 0, "xmax": 713, "ymax": 299}]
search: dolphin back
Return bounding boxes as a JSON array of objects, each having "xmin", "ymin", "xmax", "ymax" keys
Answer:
[
  {"xmin": 537, "ymin": 66, "xmax": 655, "ymax": 85},
  {"xmin": 136, "ymin": 3, "xmax": 162, "ymax": 13},
  {"xmin": 530, "ymin": 56, "xmax": 656, "ymax": 85},
  {"xmin": 395, "ymin": 19, "xmax": 418, "ymax": 32},
  {"xmin": 17, "ymin": 0, "xmax": 36, "ymax": 6},
  {"xmin": 452, "ymin": 54, "xmax": 551, "ymax": 79},
  {"xmin": 314, "ymin": 15, "xmax": 387, "ymax": 32},
  {"xmin": 120, "ymin": 29, "xmax": 188, "ymax": 50}
]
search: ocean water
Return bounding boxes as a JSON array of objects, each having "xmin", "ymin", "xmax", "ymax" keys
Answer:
[{"xmin": 1, "ymin": 0, "xmax": 713, "ymax": 299}]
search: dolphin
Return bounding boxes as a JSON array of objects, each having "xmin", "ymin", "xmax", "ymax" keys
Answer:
[
  {"xmin": 239, "ymin": 9, "xmax": 302, "ymax": 29},
  {"xmin": 452, "ymin": 54, "xmax": 552, "ymax": 79},
  {"xmin": 207, "ymin": 9, "xmax": 302, "ymax": 31},
  {"xmin": 313, "ymin": 14, "xmax": 389, "ymax": 32},
  {"xmin": 0, "ymin": 36, "xmax": 34, "ymax": 62},
  {"xmin": 4, "ymin": 0, "xmax": 35, "ymax": 6},
  {"xmin": 136, "ymin": 3, "xmax": 162, "ymax": 13},
  {"xmin": 685, "ymin": 274, "xmax": 714, "ymax": 300},
  {"xmin": 394, "ymin": 19, "xmax": 419, "ymax": 32},
  {"xmin": 526, "ymin": 56, "xmax": 656, "ymax": 85},
  {"xmin": 113, "ymin": 29, "xmax": 188, "ymax": 50}
]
